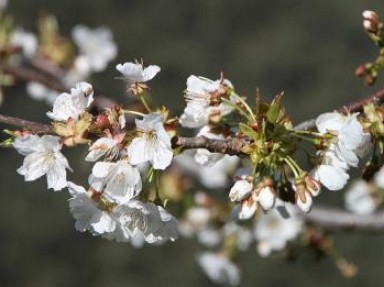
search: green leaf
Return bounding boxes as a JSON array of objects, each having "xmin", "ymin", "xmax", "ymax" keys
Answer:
[
  {"xmin": 239, "ymin": 123, "xmax": 256, "ymax": 139},
  {"xmin": 266, "ymin": 92, "xmax": 284, "ymax": 124}
]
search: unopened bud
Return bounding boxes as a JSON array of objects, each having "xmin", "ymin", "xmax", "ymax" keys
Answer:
[
  {"xmin": 257, "ymin": 186, "xmax": 276, "ymax": 210},
  {"xmin": 229, "ymin": 178, "xmax": 253, "ymax": 202},
  {"xmin": 355, "ymin": 64, "xmax": 366, "ymax": 77},
  {"xmin": 363, "ymin": 10, "xmax": 379, "ymax": 22},
  {"xmin": 305, "ymin": 175, "xmax": 321, "ymax": 197},
  {"xmin": 239, "ymin": 196, "xmax": 257, "ymax": 220},
  {"xmin": 364, "ymin": 73, "xmax": 376, "ymax": 86},
  {"xmin": 363, "ymin": 19, "xmax": 379, "ymax": 33},
  {"xmin": 295, "ymin": 187, "xmax": 313, "ymax": 213},
  {"xmin": 95, "ymin": 114, "xmax": 111, "ymax": 130}
]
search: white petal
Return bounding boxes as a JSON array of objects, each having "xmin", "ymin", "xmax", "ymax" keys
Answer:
[
  {"xmin": 229, "ymin": 179, "xmax": 253, "ymax": 202},
  {"xmin": 239, "ymin": 198, "xmax": 257, "ymax": 220},
  {"xmin": 312, "ymin": 164, "xmax": 349, "ymax": 191},
  {"xmin": 142, "ymin": 65, "xmax": 161, "ymax": 82},
  {"xmin": 128, "ymin": 137, "xmax": 152, "ymax": 166},
  {"xmin": 257, "ymin": 187, "xmax": 276, "ymax": 210}
]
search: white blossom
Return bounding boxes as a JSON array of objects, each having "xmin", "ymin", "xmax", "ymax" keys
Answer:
[
  {"xmin": 197, "ymin": 252, "xmax": 240, "ymax": 286},
  {"xmin": 10, "ymin": 29, "xmax": 38, "ymax": 58},
  {"xmin": 175, "ymin": 151, "xmax": 239, "ymax": 189},
  {"xmin": 194, "ymin": 125, "xmax": 225, "ymax": 166},
  {"xmin": 345, "ymin": 180, "xmax": 376, "ymax": 215},
  {"xmin": 47, "ymin": 82, "xmax": 94, "ymax": 122},
  {"xmin": 117, "ymin": 200, "xmax": 178, "ymax": 245},
  {"xmin": 179, "ymin": 99, "xmax": 210, "ymax": 128},
  {"xmin": 178, "ymin": 207, "xmax": 211, "ymax": 238},
  {"xmin": 311, "ymin": 148, "xmax": 350, "ymax": 191},
  {"xmin": 116, "ymin": 62, "xmax": 160, "ymax": 84},
  {"xmin": 72, "ymin": 25, "xmax": 117, "ymax": 72},
  {"xmin": 127, "ymin": 113, "xmax": 173, "ymax": 170},
  {"xmin": 254, "ymin": 203, "xmax": 303, "ymax": 257},
  {"xmin": 67, "ymin": 182, "xmax": 116, "ymax": 234},
  {"xmin": 311, "ymin": 112, "xmax": 365, "ymax": 191},
  {"xmin": 27, "ymin": 82, "xmax": 58, "ymax": 105},
  {"xmin": 89, "ymin": 160, "xmax": 142, "ymax": 204},
  {"xmin": 185, "ymin": 75, "xmax": 233, "ymax": 101},
  {"xmin": 316, "ymin": 112, "xmax": 364, "ymax": 167},
  {"xmin": 224, "ymin": 222, "xmax": 253, "ymax": 252},
  {"xmin": 179, "ymin": 75, "xmax": 234, "ymax": 128},
  {"xmin": 229, "ymin": 178, "xmax": 253, "ymax": 202},
  {"xmin": 13, "ymin": 134, "xmax": 70, "ymax": 191},
  {"xmin": 85, "ymin": 137, "xmax": 119, "ymax": 162}
]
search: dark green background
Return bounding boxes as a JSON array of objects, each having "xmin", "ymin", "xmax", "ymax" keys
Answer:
[{"xmin": 1, "ymin": 1, "xmax": 384, "ymax": 286}]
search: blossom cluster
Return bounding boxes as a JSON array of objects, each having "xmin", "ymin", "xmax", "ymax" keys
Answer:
[
  {"xmin": 9, "ymin": 57, "xmax": 384, "ymax": 285},
  {"xmin": 3, "ymin": 8, "xmax": 384, "ymax": 285}
]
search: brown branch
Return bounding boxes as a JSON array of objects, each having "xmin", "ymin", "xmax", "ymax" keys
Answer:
[
  {"xmin": 1, "ymin": 61, "xmax": 66, "ymax": 92},
  {"xmin": 172, "ymin": 136, "xmax": 249, "ymax": 155},
  {"xmin": 1, "ymin": 114, "xmax": 384, "ymax": 231},
  {"xmin": 306, "ymin": 206, "xmax": 384, "ymax": 231},
  {"xmin": 0, "ymin": 114, "xmax": 52, "ymax": 133},
  {"xmin": 294, "ymin": 86, "xmax": 384, "ymax": 131}
]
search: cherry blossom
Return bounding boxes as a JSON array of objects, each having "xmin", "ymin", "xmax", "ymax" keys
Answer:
[
  {"xmin": 127, "ymin": 113, "xmax": 173, "ymax": 170},
  {"xmin": 197, "ymin": 252, "xmax": 240, "ymax": 286},
  {"xmin": 72, "ymin": 25, "xmax": 117, "ymax": 72},
  {"xmin": 13, "ymin": 134, "xmax": 71, "ymax": 191},
  {"xmin": 47, "ymin": 82, "xmax": 94, "ymax": 122},
  {"xmin": 345, "ymin": 180, "xmax": 377, "ymax": 215},
  {"xmin": 89, "ymin": 160, "xmax": 142, "ymax": 204},
  {"xmin": 254, "ymin": 201, "xmax": 303, "ymax": 257},
  {"xmin": 116, "ymin": 62, "xmax": 160, "ymax": 84}
]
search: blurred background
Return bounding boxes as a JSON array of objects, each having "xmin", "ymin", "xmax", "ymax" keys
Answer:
[{"xmin": 1, "ymin": 0, "xmax": 384, "ymax": 286}]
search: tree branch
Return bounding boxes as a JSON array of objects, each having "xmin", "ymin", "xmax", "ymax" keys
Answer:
[
  {"xmin": 305, "ymin": 206, "xmax": 384, "ymax": 231},
  {"xmin": 1, "ymin": 114, "xmax": 384, "ymax": 231},
  {"xmin": 172, "ymin": 136, "xmax": 248, "ymax": 155},
  {"xmin": 0, "ymin": 114, "xmax": 52, "ymax": 133},
  {"xmin": 294, "ymin": 86, "xmax": 384, "ymax": 131},
  {"xmin": 0, "ymin": 60, "xmax": 117, "ymax": 110}
]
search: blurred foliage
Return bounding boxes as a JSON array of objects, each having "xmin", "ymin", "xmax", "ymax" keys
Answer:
[{"xmin": 1, "ymin": 0, "xmax": 384, "ymax": 286}]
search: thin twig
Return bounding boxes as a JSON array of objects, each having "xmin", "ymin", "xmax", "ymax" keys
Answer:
[{"xmin": 294, "ymin": 86, "xmax": 384, "ymax": 131}]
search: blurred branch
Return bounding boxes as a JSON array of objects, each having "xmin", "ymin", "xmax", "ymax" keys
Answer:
[
  {"xmin": 0, "ymin": 60, "xmax": 117, "ymax": 110},
  {"xmin": 306, "ymin": 206, "xmax": 384, "ymax": 231}
]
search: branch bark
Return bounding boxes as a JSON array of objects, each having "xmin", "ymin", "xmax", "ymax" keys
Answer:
[{"xmin": 0, "ymin": 114, "xmax": 52, "ymax": 133}]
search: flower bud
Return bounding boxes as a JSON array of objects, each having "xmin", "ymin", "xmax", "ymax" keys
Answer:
[
  {"xmin": 239, "ymin": 196, "xmax": 257, "ymax": 220},
  {"xmin": 229, "ymin": 178, "xmax": 253, "ymax": 202},
  {"xmin": 364, "ymin": 73, "xmax": 376, "ymax": 86},
  {"xmin": 305, "ymin": 175, "xmax": 321, "ymax": 197},
  {"xmin": 257, "ymin": 186, "xmax": 276, "ymax": 210},
  {"xmin": 363, "ymin": 19, "xmax": 378, "ymax": 33},
  {"xmin": 355, "ymin": 64, "xmax": 366, "ymax": 77},
  {"xmin": 295, "ymin": 188, "xmax": 313, "ymax": 213},
  {"xmin": 95, "ymin": 114, "xmax": 111, "ymax": 130},
  {"xmin": 363, "ymin": 10, "xmax": 379, "ymax": 22}
]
